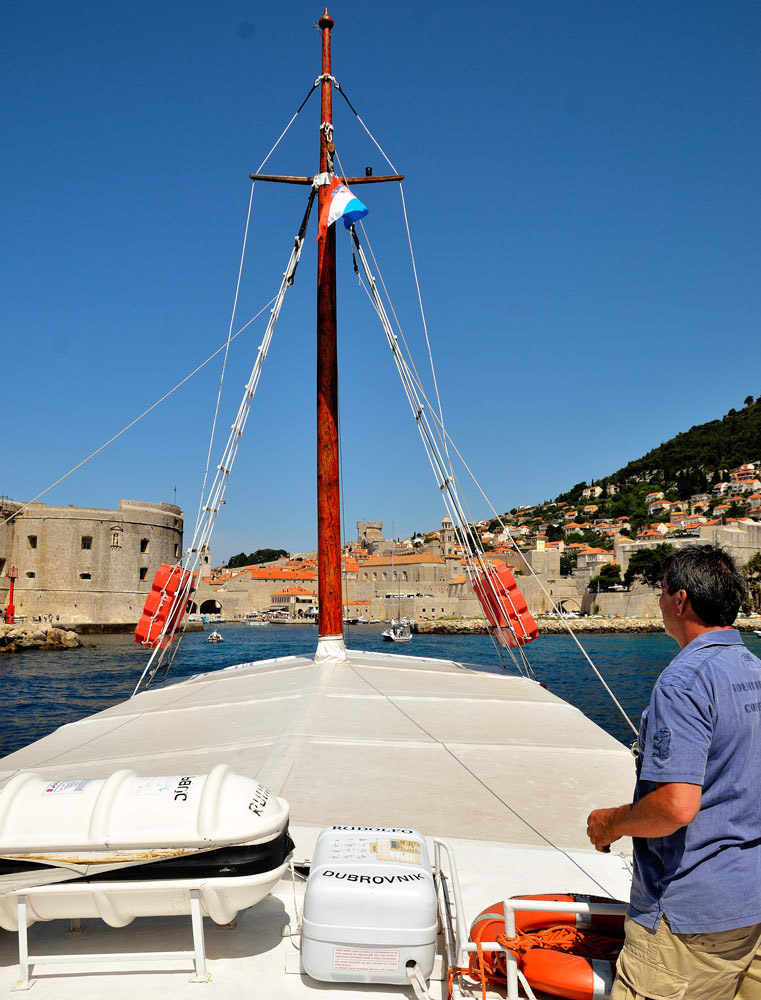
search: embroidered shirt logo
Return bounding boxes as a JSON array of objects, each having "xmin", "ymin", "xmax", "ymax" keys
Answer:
[{"xmin": 652, "ymin": 727, "xmax": 672, "ymax": 760}]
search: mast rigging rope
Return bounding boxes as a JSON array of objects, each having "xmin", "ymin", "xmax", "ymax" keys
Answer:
[
  {"xmin": 132, "ymin": 190, "xmax": 317, "ymax": 695},
  {"xmin": 341, "ymin": 190, "xmax": 637, "ymax": 728}
]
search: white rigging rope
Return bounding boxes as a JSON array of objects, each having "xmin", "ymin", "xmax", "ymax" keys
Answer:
[
  {"xmin": 346, "ymin": 217, "xmax": 637, "ymax": 733},
  {"xmin": 194, "ymin": 87, "xmax": 317, "ymax": 537},
  {"xmin": 347, "ymin": 228, "xmax": 533, "ymax": 678},
  {"xmin": 131, "ymin": 192, "xmax": 316, "ymax": 696},
  {"xmin": 195, "ymin": 182, "xmax": 256, "ymax": 537},
  {"xmin": 335, "ymin": 145, "xmax": 453, "ymax": 481}
]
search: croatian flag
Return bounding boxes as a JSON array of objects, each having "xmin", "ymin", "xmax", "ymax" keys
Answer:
[{"xmin": 316, "ymin": 176, "xmax": 368, "ymax": 240}]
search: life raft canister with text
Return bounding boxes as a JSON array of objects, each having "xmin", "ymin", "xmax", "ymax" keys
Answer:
[
  {"xmin": 471, "ymin": 562, "xmax": 539, "ymax": 648},
  {"xmin": 134, "ymin": 563, "xmax": 197, "ymax": 649},
  {"xmin": 468, "ymin": 894, "xmax": 626, "ymax": 1000}
]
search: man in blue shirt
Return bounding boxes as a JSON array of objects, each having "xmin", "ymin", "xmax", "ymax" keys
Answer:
[{"xmin": 587, "ymin": 544, "xmax": 761, "ymax": 999}]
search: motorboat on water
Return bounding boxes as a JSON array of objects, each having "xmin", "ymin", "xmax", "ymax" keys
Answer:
[
  {"xmin": 381, "ymin": 618, "xmax": 412, "ymax": 642},
  {"xmin": 207, "ymin": 630, "xmax": 224, "ymax": 643},
  {"xmin": 244, "ymin": 614, "xmax": 270, "ymax": 627},
  {"xmin": 0, "ymin": 12, "xmax": 636, "ymax": 998}
]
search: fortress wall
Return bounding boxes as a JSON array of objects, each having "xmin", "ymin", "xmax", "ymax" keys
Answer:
[
  {"xmin": 581, "ymin": 588, "xmax": 661, "ymax": 618},
  {"xmin": 2, "ymin": 499, "xmax": 183, "ymax": 623}
]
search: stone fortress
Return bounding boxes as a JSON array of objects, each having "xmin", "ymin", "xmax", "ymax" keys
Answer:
[{"xmin": 0, "ymin": 498, "xmax": 183, "ymax": 624}]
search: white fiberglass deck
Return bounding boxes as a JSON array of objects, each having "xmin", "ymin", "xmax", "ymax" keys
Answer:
[{"xmin": 0, "ymin": 647, "xmax": 635, "ymax": 997}]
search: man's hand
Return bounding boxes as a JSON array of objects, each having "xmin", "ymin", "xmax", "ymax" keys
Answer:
[
  {"xmin": 586, "ymin": 807, "xmax": 621, "ymax": 852},
  {"xmin": 586, "ymin": 785, "xmax": 701, "ymax": 852}
]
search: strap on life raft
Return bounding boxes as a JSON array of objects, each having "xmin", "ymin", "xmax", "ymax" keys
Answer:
[{"xmin": 457, "ymin": 894, "xmax": 626, "ymax": 1000}]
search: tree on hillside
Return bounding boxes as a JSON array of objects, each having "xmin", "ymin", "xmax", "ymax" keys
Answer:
[
  {"xmin": 556, "ymin": 482, "xmax": 587, "ymax": 505},
  {"xmin": 588, "ymin": 563, "xmax": 623, "ymax": 592},
  {"xmin": 607, "ymin": 403, "xmax": 761, "ymax": 489},
  {"xmin": 624, "ymin": 544, "xmax": 673, "ymax": 588},
  {"xmin": 744, "ymin": 395, "xmax": 754, "ymax": 407},
  {"xmin": 560, "ymin": 554, "xmax": 577, "ymax": 576},
  {"xmin": 227, "ymin": 548, "xmax": 289, "ymax": 568}
]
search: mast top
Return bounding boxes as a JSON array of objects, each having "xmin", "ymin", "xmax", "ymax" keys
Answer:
[{"xmin": 319, "ymin": 9, "xmax": 334, "ymax": 31}]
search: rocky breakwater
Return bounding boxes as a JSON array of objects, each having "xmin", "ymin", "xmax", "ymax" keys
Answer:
[
  {"xmin": 413, "ymin": 619, "xmax": 488, "ymax": 634},
  {"xmin": 0, "ymin": 623, "xmax": 82, "ymax": 653},
  {"xmin": 537, "ymin": 617, "xmax": 664, "ymax": 634},
  {"xmin": 414, "ymin": 616, "xmax": 761, "ymax": 635}
]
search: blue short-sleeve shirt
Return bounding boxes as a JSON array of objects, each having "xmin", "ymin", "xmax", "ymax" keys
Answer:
[{"xmin": 628, "ymin": 629, "xmax": 761, "ymax": 933}]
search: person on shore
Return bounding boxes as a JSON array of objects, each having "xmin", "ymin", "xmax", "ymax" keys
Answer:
[{"xmin": 587, "ymin": 544, "xmax": 761, "ymax": 1000}]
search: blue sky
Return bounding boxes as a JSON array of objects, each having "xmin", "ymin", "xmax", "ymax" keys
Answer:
[{"xmin": 3, "ymin": 1, "xmax": 760, "ymax": 560}]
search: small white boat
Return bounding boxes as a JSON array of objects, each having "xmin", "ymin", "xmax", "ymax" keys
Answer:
[
  {"xmin": 244, "ymin": 615, "xmax": 270, "ymax": 627},
  {"xmin": 381, "ymin": 619, "xmax": 412, "ymax": 642},
  {"xmin": 207, "ymin": 630, "xmax": 224, "ymax": 643}
]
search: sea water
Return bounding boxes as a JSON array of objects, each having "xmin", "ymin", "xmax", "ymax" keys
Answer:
[{"xmin": 2, "ymin": 626, "xmax": 761, "ymax": 760}]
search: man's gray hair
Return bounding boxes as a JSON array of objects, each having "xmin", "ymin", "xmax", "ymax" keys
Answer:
[{"xmin": 664, "ymin": 545, "xmax": 747, "ymax": 627}]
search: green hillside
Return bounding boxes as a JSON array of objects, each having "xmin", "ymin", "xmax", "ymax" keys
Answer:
[
  {"xmin": 612, "ymin": 397, "xmax": 761, "ymax": 488},
  {"xmin": 557, "ymin": 397, "xmax": 760, "ymax": 508}
]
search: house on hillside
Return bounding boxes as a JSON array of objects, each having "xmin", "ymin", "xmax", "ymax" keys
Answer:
[
  {"xmin": 648, "ymin": 498, "xmax": 671, "ymax": 515},
  {"xmin": 730, "ymin": 463, "xmax": 760, "ymax": 485},
  {"xmin": 575, "ymin": 547, "xmax": 615, "ymax": 570},
  {"xmin": 637, "ymin": 524, "xmax": 670, "ymax": 540}
]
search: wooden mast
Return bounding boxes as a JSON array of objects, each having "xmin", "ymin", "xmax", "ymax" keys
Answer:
[
  {"xmin": 246, "ymin": 14, "xmax": 401, "ymax": 657},
  {"xmin": 316, "ymin": 8, "xmax": 343, "ymax": 642}
]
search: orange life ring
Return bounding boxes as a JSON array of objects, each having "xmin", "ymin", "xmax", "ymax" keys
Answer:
[
  {"xmin": 467, "ymin": 894, "xmax": 625, "ymax": 999},
  {"xmin": 521, "ymin": 947, "xmax": 616, "ymax": 1000},
  {"xmin": 470, "ymin": 894, "xmax": 625, "ymax": 937}
]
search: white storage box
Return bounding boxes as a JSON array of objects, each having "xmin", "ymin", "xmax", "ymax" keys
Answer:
[{"xmin": 301, "ymin": 826, "xmax": 437, "ymax": 985}]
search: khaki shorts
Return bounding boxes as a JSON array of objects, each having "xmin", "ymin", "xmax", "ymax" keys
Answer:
[{"xmin": 610, "ymin": 916, "xmax": 761, "ymax": 1000}]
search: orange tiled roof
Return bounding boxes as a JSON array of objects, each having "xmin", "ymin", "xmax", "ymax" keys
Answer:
[{"xmin": 247, "ymin": 567, "xmax": 316, "ymax": 581}]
